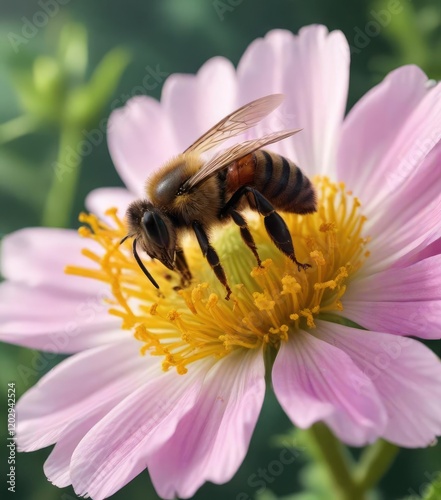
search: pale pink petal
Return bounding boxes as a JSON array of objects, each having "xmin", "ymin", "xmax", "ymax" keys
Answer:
[
  {"xmin": 85, "ymin": 187, "xmax": 135, "ymax": 222},
  {"xmin": 369, "ymin": 81, "xmax": 441, "ymax": 206},
  {"xmin": 16, "ymin": 340, "xmax": 146, "ymax": 451},
  {"xmin": 162, "ymin": 57, "xmax": 237, "ymax": 152},
  {"xmin": 107, "ymin": 96, "xmax": 177, "ymax": 196},
  {"xmin": 148, "ymin": 349, "xmax": 265, "ymax": 499},
  {"xmin": 272, "ymin": 330, "xmax": 387, "ymax": 446},
  {"xmin": 317, "ymin": 321, "xmax": 441, "ymax": 447},
  {"xmin": 194, "ymin": 57, "xmax": 237, "ymax": 134},
  {"xmin": 395, "ymin": 236, "xmax": 441, "ymax": 268},
  {"xmin": 0, "ymin": 228, "xmax": 126, "ymax": 351},
  {"xmin": 70, "ymin": 359, "xmax": 213, "ymax": 500},
  {"xmin": 237, "ymin": 26, "xmax": 350, "ymax": 176},
  {"xmin": 343, "ymin": 254, "xmax": 441, "ymax": 339},
  {"xmin": 1, "ymin": 228, "xmax": 101, "ymax": 293},
  {"xmin": 0, "ymin": 281, "xmax": 122, "ymax": 352},
  {"xmin": 337, "ymin": 65, "xmax": 428, "ymax": 206},
  {"xmin": 364, "ymin": 141, "xmax": 441, "ymax": 272},
  {"xmin": 337, "ymin": 69, "xmax": 441, "ymax": 273},
  {"xmin": 44, "ymin": 404, "xmax": 111, "ymax": 487}
]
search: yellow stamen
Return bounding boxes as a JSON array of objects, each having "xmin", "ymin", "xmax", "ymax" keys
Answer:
[{"xmin": 65, "ymin": 177, "xmax": 369, "ymax": 373}]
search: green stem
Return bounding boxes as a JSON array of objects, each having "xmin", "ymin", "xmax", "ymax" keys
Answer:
[
  {"xmin": 0, "ymin": 115, "xmax": 39, "ymax": 144},
  {"xmin": 354, "ymin": 440, "xmax": 399, "ymax": 492},
  {"xmin": 41, "ymin": 125, "xmax": 83, "ymax": 227},
  {"xmin": 305, "ymin": 425, "xmax": 400, "ymax": 500},
  {"xmin": 306, "ymin": 423, "xmax": 363, "ymax": 500}
]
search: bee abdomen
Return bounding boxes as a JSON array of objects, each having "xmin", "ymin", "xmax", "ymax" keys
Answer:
[{"xmin": 254, "ymin": 150, "xmax": 316, "ymax": 214}]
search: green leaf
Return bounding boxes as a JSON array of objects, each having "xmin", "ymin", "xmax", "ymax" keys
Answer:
[
  {"xmin": 65, "ymin": 46, "xmax": 131, "ymax": 128},
  {"xmin": 420, "ymin": 476, "xmax": 441, "ymax": 500},
  {"xmin": 58, "ymin": 23, "xmax": 88, "ymax": 82}
]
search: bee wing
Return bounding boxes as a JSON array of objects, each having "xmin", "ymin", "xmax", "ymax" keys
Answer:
[
  {"xmin": 184, "ymin": 94, "xmax": 285, "ymax": 154},
  {"xmin": 184, "ymin": 129, "xmax": 301, "ymax": 189}
]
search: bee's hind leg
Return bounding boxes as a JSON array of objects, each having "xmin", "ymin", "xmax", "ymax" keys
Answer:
[
  {"xmin": 192, "ymin": 221, "xmax": 232, "ymax": 300},
  {"xmin": 175, "ymin": 247, "xmax": 192, "ymax": 288},
  {"xmin": 222, "ymin": 186, "xmax": 310, "ymax": 271},
  {"xmin": 250, "ymin": 189, "xmax": 310, "ymax": 271},
  {"xmin": 228, "ymin": 209, "xmax": 262, "ymax": 267}
]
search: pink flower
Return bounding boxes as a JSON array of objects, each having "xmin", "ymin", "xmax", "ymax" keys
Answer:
[{"xmin": 1, "ymin": 25, "xmax": 441, "ymax": 500}]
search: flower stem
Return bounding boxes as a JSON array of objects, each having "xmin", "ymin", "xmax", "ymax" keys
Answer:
[
  {"xmin": 0, "ymin": 115, "xmax": 39, "ymax": 144},
  {"xmin": 354, "ymin": 440, "xmax": 399, "ymax": 492},
  {"xmin": 305, "ymin": 425, "xmax": 399, "ymax": 500},
  {"xmin": 305, "ymin": 423, "xmax": 363, "ymax": 500},
  {"xmin": 41, "ymin": 125, "xmax": 83, "ymax": 228}
]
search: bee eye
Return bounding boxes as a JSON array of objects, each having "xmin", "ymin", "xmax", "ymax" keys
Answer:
[{"xmin": 142, "ymin": 212, "xmax": 170, "ymax": 247}]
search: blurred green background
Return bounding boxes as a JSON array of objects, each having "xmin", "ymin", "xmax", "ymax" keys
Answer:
[{"xmin": 1, "ymin": 0, "xmax": 441, "ymax": 499}]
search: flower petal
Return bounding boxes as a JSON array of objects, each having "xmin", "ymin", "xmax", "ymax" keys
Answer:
[
  {"xmin": 85, "ymin": 187, "xmax": 135, "ymax": 222},
  {"xmin": 272, "ymin": 330, "xmax": 386, "ymax": 446},
  {"xmin": 1, "ymin": 228, "xmax": 101, "ymax": 293},
  {"xmin": 16, "ymin": 340, "xmax": 146, "ymax": 452},
  {"xmin": 364, "ymin": 141, "xmax": 441, "ymax": 272},
  {"xmin": 338, "ymin": 70, "xmax": 441, "ymax": 274},
  {"xmin": 343, "ymin": 254, "xmax": 441, "ymax": 339},
  {"xmin": 148, "ymin": 349, "xmax": 265, "ymax": 499},
  {"xmin": 70, "ymin": 359, "xmax": 213, "ymax": 500},
  {"xmin": 316, "ymin": 320, "xmax": 441, "ymax": 447},
  {"xmin": 0, "ymin": 281, "xmax": 122, "ymax": 352},
  {"xmin": 395, "ymin": 236, "xmax": 441, "ymax": 268},
  {"xmin": 0, "ymin": 228, "xmax": 125, "ymax": 352},
  {"xmin": 44, "ymin": 404, "xmax": 111, "ymax": 488},
  {"xmin": 107, "ymin": 96, "xmax": 177, "ymax": 196},
  {"xmin": 337, "ymin": 65, "xmax": 428, "ymax": 207},
  {"xmin": 162, "ymin": 56, "xmax": 237, "ymax": 152},
  {"xmin": 237, "ymin": 26, "xmax": 350, "ymax": 176},
  {"xmin": 371, "ymin": 81, "xmax": 441, "ymax": 205}
]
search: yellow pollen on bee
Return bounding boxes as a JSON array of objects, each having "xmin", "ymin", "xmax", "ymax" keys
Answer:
[{"xmin": 65, "ymin": 177, "xmax": 370, "ymax": 374}]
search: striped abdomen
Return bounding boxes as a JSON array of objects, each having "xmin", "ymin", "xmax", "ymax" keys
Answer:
[{"xmin": 226, "ymin": 150, "xmax": 316, "ymax": 214}]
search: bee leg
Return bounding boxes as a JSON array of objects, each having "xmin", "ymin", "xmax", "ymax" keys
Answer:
[
  {"xmin": 224, "ymin": 187, "xmax": 310, "ymax": 271},
  {"xmin": 229, "ymin": 209, "xmax": 262, "ymax": 267},
  {"xmin": 175, "ymin": 248, "xmax": 192, "ymax": 287},
  {"xmin": 251, "ymin": 189, "xmax": 311, "ymax": 271},
  {"xmin": 192, "ymin": 221, "xmax": 232, "ymax": 300}
]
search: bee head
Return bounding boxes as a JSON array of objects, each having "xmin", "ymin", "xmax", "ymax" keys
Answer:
[
  {"xmin": 140, "ymin": 209, "xmax": 177, "ymax": 270},
  {"xmin": 124, "ymin": 201, "xmax": 177, "ymax": 285}
]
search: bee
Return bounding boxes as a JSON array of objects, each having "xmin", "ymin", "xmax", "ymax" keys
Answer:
[{"xmin": 123, "ymin": 94, "xmax": 317, "ymax": 299}]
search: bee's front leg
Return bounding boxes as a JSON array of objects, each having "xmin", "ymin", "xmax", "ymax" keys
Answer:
[{"xmin": 175, "ymin": 247, "xmax": 192, "ymax": 288}]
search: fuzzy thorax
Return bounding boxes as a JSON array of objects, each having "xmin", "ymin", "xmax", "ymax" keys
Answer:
[{"xmin": 146, "ymin": 152, "xmax": 222, "ymax": 224}]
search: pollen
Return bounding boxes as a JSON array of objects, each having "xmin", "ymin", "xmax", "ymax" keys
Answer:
[{"xmin": 65, "ymin": 177, "xmax": 369, "ymax": 374}]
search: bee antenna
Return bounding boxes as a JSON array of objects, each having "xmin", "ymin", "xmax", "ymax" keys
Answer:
[
  {"xmin": 132, "ymin": 238, "xmax": 160, "ymax": 289},
  {"xmin": 120, "ymin": 234, "xmax": 130, "ymax": 245}
]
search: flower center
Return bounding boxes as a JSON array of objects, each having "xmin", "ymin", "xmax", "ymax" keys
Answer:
[{"xmin": 66, "ymin": 177, "xmax": 369, "ymax": 374}]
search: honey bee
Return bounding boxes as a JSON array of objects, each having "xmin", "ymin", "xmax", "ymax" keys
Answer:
[{"xmin": 123, "ymin": 94, "xmax": 317, "ymax": 299}]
